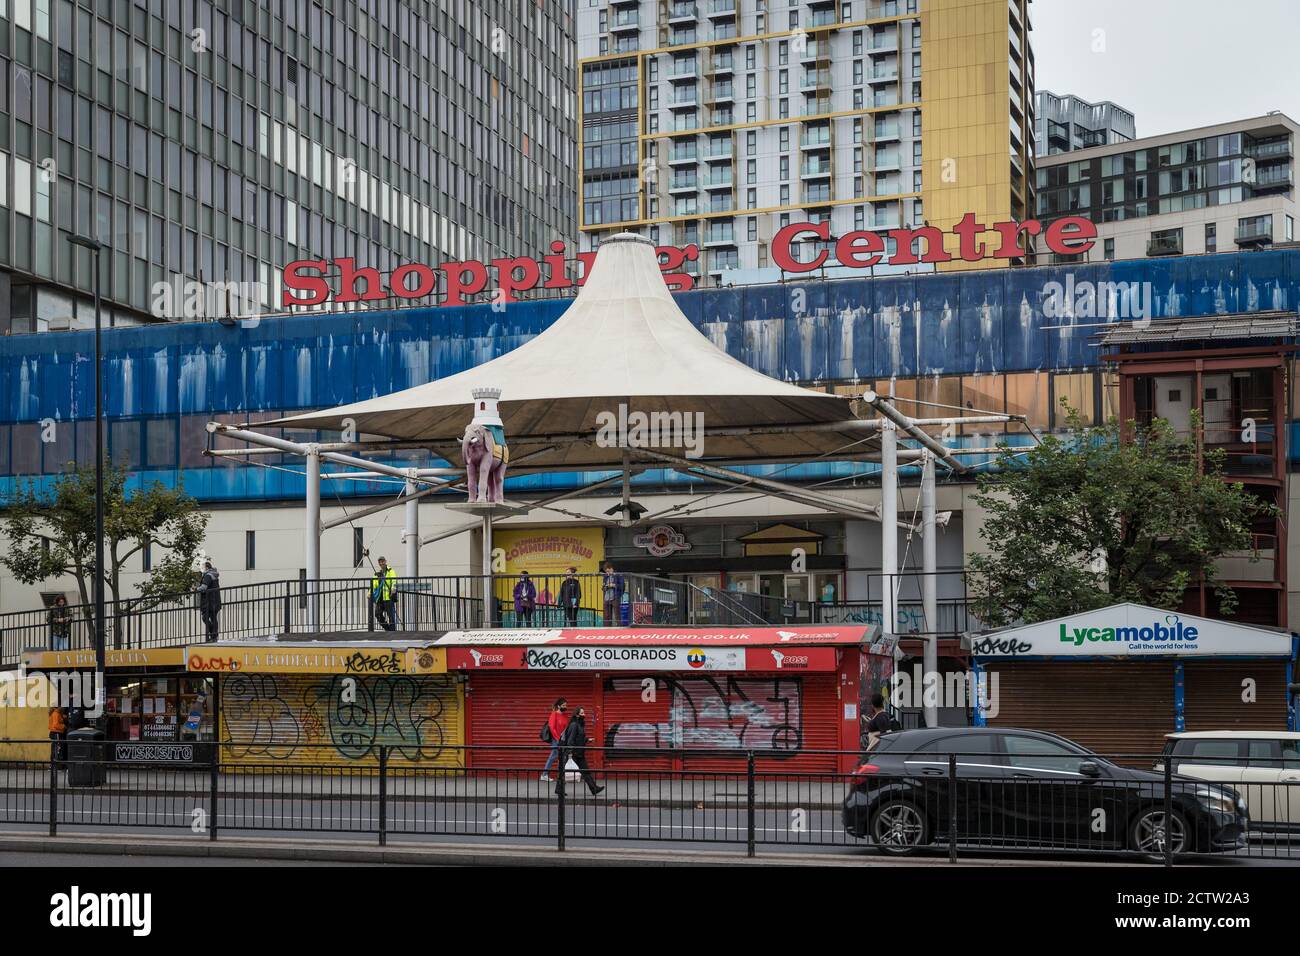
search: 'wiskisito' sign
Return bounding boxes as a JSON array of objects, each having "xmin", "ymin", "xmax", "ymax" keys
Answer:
[{"xmin": 281, "ymin": 213, "xmax": 1097, "ymax": 308}]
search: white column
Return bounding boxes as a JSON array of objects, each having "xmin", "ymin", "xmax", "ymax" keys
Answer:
[
  {"xmin": 482, "ymin": 512, "xmax": 494, "ymax": 626},
  {"xmin": 403, "ymin": 471, "xmax": 420, "ymax": 578},
  {"xmin": 305, "ymin": 444, "xmax": 321, "ymax": 631},
  {"xmin": 880, "ymin": 420, "xmax": 898, "ymax": 640},
  {"xmin": 921, "ymin": 451, "xmax": 939, "ymax": 729}
]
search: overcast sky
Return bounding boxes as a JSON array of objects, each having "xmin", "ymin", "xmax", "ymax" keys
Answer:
[{"xmin": 1032, "ymin": 0, "xmax": 1300, "ymax": 137}]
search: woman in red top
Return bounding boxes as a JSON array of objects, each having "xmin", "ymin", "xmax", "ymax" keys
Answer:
[{"xmin": 540, "ymin": 698, "xmax": 570, "ymax": 782}]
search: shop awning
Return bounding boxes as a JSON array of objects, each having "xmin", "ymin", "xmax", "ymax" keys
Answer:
[
  {"xmin": 1092, "ymin": 311, "xmax": 1298, "ymax": 347},
  {"xmin": 432, "ymin": 624, "xmax": 880, "ymax": 647},
  {"xmin": 964, "ymin": 603, "xmax": 1294, "ymax": 659}
]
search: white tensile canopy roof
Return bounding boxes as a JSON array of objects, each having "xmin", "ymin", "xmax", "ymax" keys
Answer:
[{"xmin": 274, "ymin": 233, "xmax": 873, "ymax": 469}]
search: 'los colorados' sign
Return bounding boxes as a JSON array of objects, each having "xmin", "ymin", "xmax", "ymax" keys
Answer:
[{"xmin": 967, "ymin": 603, "xmax": 1293, "ymax": 659}]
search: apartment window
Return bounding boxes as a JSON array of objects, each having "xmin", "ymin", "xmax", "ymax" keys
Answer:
[
  {"xmin": 788, "ymin": 11, "xmax": 798, "ymax": 27},
  {"xmin": 852, "ymin": 89, "xmax": 863, "ymax": 109},
  {"xmin": 779, "ymin": 70, "xmax": 788, "ymax": 95},
  {"xmin": 854, "ymin": 206, "xmax": 865, "ymax": 230},
  {"xmin": 913, "ymin": 113, "xmax": 922, "ymax": 135},
  {"xmin": 780, "ymin": 127, "xmax": 790, "ymax": 150},
  {"xmin": 779, "ymin": 99, "xmax": 789, "ymax": 119},
  {"xmin": 853, "ymin": 31, "xmax": 863, "ymax": 55},
  {"xmin": 853, "ymin": 119, "xmax": 862, "ymax": 144},
  {"xmin": 747, "ymin": 187, "xmax": 757, "ymax": 208},
  {"xmin": 747, "ymin": 46, "xmax": 756, "ymax": 69},
  {"xmin": 746, "ymin": 74, "xmax": 756, "ymax": 98},
  {"xmin": 853, "ymin": 61, "xmax": 863, "ymax": 84},
  {"xmin": 748, "ymin": 159, "xmax": 757, "ymax": 184},
  {"xmin": 1205, "ymin": 222, "xmax": 1216, "ymax": 254},
  {"xmin": 913, "ymin": 141, "xmax": 923, "ymax": 164},
  {"xmin": 748, "ymin": 217, "xmax": 757, "ymax": 241},
  {"xmin": 778, "ymin": 42, "xmax": 788, "ymax": 66},
  {"xmin": 780, "ymin": 185, "xmax": 790, "ymax": 205},
  {"xmin": 911, "ymin": 23, "xmax": 921, "ymax": 45},
  {"xmin": 779, "ymin": 156, "xmax": 789, "ymax": 180},
  {"xmin": 1104, "ymin": 238, "xmax": 1115, "ymax": 260},
  {"xmin": 842, "ymin": 3, "xmax": 852, "ymax": 20},
  {"xmin": 245, "ymin": 530, "xmax": 256, "ymax": 570},
  {"xmin": 1288, "ymin": 216, "xmax": 1295, "ymax": 242},
  {"xmin": 911, "ymin": 52, "xmax": 921, "ymax": 76},
  {"xmin": 353, "ymin": 527, "xmax": 365, "ymax": 568}
]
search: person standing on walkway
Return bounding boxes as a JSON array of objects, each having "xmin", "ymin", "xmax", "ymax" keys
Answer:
[
  {"xmin": 513, "ymin": 570, "xmax": 537, "ymax": 627},
  {"xmin": 558, "ymin": 567, "xmax": 582, "ymax": 627},
  {"xmin": 540, "ymin": 698, "xmax": 570, "ymax": 782},
  {"xmin": 555, "ymin": 705, "xmax": 604, "ymax": 797},
  {"xmin": 197, "ymin": 561, "xmax": 222, "ymax": 641},
  {"xmin": 48, "ymin": 706, "xmax": 66, "ymax": 762},
  {"xmin": 47, "ymin": 595, "xmax": 72, "ymax": 651},
  {"xmin": 864, "ymin": 693, "xmax": 892, "ymax": 752},
  {"xmin": 601, "ymin": 562, "xmax": 624, "ymax": 626},
  {"xmin": 371, "ymin": 556, "xmax": 398, "ymax": 631}
]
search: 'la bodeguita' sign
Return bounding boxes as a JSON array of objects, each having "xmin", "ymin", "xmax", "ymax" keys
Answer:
[{"xmin": 281, "ymin": 213, "xmax": 1097, "ymax": 308}]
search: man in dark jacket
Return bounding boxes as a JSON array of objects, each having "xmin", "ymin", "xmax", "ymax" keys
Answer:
[
  {"xmin": 513, "ymin": 571, "xmax": 537, "ymax": 627},
  {"xmin": 601, "ymin": 562, "xmax": 625, "ymax": 626},
  {"xmin": 558, "ymin": 567, "xmax": 582, "ymax": 627},
  {"xmin": 197, "ymin": 561, "xmax": 221, "ymax": 641},
  {"xmin": 555, "ymin": 706, "xmax": 604, "ymax": 797}
]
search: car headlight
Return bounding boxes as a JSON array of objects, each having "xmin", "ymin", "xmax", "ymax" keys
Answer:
[{"xmin": 1193, "ymin": 786, "xmax": 1237, "ymax": 814}]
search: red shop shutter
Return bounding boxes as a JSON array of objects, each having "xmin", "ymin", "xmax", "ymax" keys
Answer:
[
  {"xmin": 600, "ymin": 673, "xmax": 676, "ymax": 771},
  {"xmin": 467, "ymin": 672, "xmax": 596, "ymax": 770}
]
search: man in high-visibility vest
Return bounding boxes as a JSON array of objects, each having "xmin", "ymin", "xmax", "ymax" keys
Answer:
[{"xmin": 371, "ymin": 557, "xmax": 398, "ymax": 631}]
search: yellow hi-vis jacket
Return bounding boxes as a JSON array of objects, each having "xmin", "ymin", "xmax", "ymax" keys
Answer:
[{"xmin": 371, "ymin": 566, "xmax": 397, "ymax": 602}]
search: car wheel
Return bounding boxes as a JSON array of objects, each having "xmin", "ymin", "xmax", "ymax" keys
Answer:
[
  {"xmin": 870, "ymin": 800, "xmax": 930, "ymax": 855},
  {"xmin": 1128, "ymin": 807, "xmax": 1188, "ymax": 860}
]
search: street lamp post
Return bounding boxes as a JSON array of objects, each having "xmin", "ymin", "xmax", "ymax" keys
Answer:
[{"xmin": 68, "ymin": 234, "xmax": 106, "ymax": 715}]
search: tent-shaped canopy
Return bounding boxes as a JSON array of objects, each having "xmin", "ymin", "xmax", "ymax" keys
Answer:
[{"xmin": 274, "ymin": 233, "xmax": 873, "ymax": 469}]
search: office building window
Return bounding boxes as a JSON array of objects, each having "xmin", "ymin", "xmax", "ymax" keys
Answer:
[
  {"xmin": 245, "ymin": 530, "xmax": 256, "ymax": 570},
  {"xmin": 353, "ymin": 527, "xmax": 365, "ymax": 568},
  {"xmin": 1205, "ymin": 222, "xmax": 1216, "ymax": 254},
  {"xmin": 1104, "ymin": 238, "xmax": 1115, "ymax": 260}
]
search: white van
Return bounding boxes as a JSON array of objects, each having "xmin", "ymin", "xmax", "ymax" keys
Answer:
[{"xmin": 1158, "ymin": 731, "xmax": 1300, "ymax": 831}]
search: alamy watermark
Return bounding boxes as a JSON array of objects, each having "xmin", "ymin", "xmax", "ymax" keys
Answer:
[
  {"xmin": 1043, "ymin": 275, "xmax": 1153, "ymax": 326},
  {"xmin": 891, "ymin": 663, "xmax": 1000, "ymax": 719},
  {"xmin": 594, "ymin": 403, "xmax": 705, "ymax": 459},
  {"xmin": 0, "ymin": 668, "xmax": 103, "ymax": 718}
]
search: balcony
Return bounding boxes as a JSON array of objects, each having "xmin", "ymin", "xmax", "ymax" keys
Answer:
[
  {"xmin": 668, "ymin": 60, "xmax": 699, "ymax": 81},
  {"xmin": 668, "ymin": 91, "xmax": 699, "ymax": 109},
  {"xmin": 800, "ymin": 99, "xmax": 833, "ymax": 118},
  {"xmin": 706, "ymin": 0, "xmax": 737, "ymax": 18},
  {"xmin": 871, "ymin": 151, "xmax": 901, "ymax": 171},
  {"xmin": 703, "ymin": 172, "xmax": 734, "ymax": 190},
  {"xmin": 707, "ymin": 83, "xmax": 736, "ymax": 104},
  {"xmin": 1249, "ymin": 167, "xmax": 1294, "ymax": 192},
  {"xmin": 869, "ymin": 33, "xmax": 899, "ymax": 53},
  {"xmin": 1147, "ymin": 233, "xmax": 1184, "ymax": 257},
  {"xmin": 801, "ymin": 70, "xmax": 831, "ymax": 91},
  {"xmin": 667, "ymin": 2, "xmax": 698, "ymax": 22},
  {"xmin": 611, "ymin": 11, "xmax": 640, "ymax": 32},
  {"xmin": 868, "ymin": 68, "xmax": 899, "ymax": 84},
  {"xmin": 704, "ymin": 142, "xmax": 734, "ymax": 161},
  {"xmin": 872, "ymin": 123, "xmax": 901, "ymax": 142},
  {"xmin": 709, "ymin": 54, "xmax": 735, "ymax": 75},
  {"xmin": 873, "ymin": 212, "xmax": 902, "ymax": 230},
  {"xmin": 800, "ymin": 42, "xmax": 827, "ymax": 62},
  {"xmin": 669, "ymin": 174, "xmax": 700, "ymax": 193},
  {"xmin": 669, "ymin": 145, "xmax": 699, "ymax": 165},
  {"xmin": 703, "ymin": 226, "xmax": 737, "ymax": 246},
  {"xmin": 1236, "ymin": 219, "xmax": 1275, "ymax": 247},
  {"xmin": 803, "ymin": 185, "xmax": 833, "ymax": 205},
  {"xmin": 1246, "ymin": 139, "xmax": 1293, "ymax": 161},
  {"xmin": 801, "ymin": 158, "xmax": 833, "ymax": 178},
  {"xmin": 801, "ymin": 130, "xmax": 833, "ymax": 150}
]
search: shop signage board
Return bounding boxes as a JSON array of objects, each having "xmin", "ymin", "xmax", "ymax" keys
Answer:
[
  {"xmin": 113, "ymin": 743, "xmax": 195, "ymax": 763},
  {"xmin": 967, "ymin": 604, "xmax": 1294, "ymax": 659},
  {"xmin": 184, "ymin": 644, "xmax": 447, "ymax": 675},
  {"xmin": 20, "ymin": 648, "xmax": 188, "ymax": 670},
  {"xmin": 444, "ymin": 644, "xmax": 840, "ymax": 671},
  {"xmin": 435, "ymin": 625, "xmax": 872, "ymax": 647}
]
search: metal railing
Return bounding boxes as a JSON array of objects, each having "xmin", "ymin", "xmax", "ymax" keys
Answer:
[
  {"xmin": 3, "ymin": 741, "xmax": 1293, "ymax": 863},
  {"xmin": 1, "ymin": 571, "xmax": 977, "ymax": 666}
]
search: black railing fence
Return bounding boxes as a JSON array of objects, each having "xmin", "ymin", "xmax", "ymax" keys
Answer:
[
  {"xmin": 1, "ymin": 741, "xmax": 1294, "ymax": 863},
  {"xmin": 1, "ymin": 570, "xmax": 975, "ymax": 667}
]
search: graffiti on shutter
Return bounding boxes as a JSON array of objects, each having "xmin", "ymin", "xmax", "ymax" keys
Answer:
[{"xmin": 602, "ymin": 676, "xmax": 804, "ymax": 753}]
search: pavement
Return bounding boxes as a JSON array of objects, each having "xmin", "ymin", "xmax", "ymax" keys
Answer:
[{"xmin": 0, "ymin": 830, "xmax": 1111, "ymax": 866}]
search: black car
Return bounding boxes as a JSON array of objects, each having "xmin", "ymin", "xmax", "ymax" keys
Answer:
[{"xmin": 841, "ymin": 727, "xmax": 1247, "ymax": 858}]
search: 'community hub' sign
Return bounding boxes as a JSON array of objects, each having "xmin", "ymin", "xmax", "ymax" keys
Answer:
[{"xmin": 281, "ymin": 213, "xmax": 1097, "ymax": 308}]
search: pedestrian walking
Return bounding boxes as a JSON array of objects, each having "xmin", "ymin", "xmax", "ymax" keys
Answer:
[
  {"xmin": 371, "ymin": 556, "xmax": 398, "ymax": 631},
  {"xmin": 864, "ymin": 693, "xmax": 893, "ymax": 752},
  {"xmin": 601, "ymin": 562, "xmax": 625, "ymax": 626},
  {"xmin": 539, "ymin": 697, "xmax": 570, "ymax": 782},
  {"xmin": 47, "ymin": 595, "xmax": 72, "ymax": 651},
  {"xmin": 555, "ymin": 706, "xmax": 604, "ymax": 797},
  {"xmin": 558, "ymin": 567, "xmax": 582, "ymax": 627},
  {"xmin": 513, "ymin": 570, "xmax": 537, "ymax": 627},
  {"xmin": 197, "ymin": 561, "xmax": 222, "ymax": 641},
  {"xmin": 48, "ymin": 706, "xmax": 66, "ymax": 762}
]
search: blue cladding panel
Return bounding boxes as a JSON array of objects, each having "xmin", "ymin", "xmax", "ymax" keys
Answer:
[{"xmin": 3, "ymin": 250, "xmax": 1299, "ymax": 502}]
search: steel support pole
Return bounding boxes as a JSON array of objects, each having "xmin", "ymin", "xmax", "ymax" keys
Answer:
[
  {"xmin": 91, "ymin": 246, "xmax": 105, "ymax": 714},
  {"xmin": 921, "ymin": 451, "xmax": 939, "ymax": 729},
  {"xmin": 306, "ymin": 445, "xmax": 321, "ymax": 631},
  {"xmin": 482, "ymin": 513, "xmax": 494, "ymax": 626},
  {"xmin": 880, "ymin": 420, "xmax": 898, "ymax": 639},
  {"xmin": 403, "ymin": 471, "xmax": 420, "ymax": 579}
]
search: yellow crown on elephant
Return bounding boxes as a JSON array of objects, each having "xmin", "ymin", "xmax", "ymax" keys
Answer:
[{"xmin": 471, "ymin": 386, "xmax": 504, "ymax": 427}]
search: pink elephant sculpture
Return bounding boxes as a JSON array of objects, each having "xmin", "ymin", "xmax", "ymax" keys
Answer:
[{"xmin": 461, "ymin": 422, "xmax": 508, "ymax": 503}]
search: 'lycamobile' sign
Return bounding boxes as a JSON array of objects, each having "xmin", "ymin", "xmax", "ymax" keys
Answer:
[
  {"xmin": 1060, "ymin": 615, "xmax": 1198, "ymax": 650},
  {"xmin": 966, "ymin": 603, "xmax": 1292, "ymax": 659}
]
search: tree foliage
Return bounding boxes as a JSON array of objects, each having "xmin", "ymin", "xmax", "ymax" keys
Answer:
[
  {"xmin": 1, "ymin": 461, "xmax": 208, "ymax": 609},
  {"xmin": 967, "ymin": 408, "xmax": 1272, "ymax": 627}
]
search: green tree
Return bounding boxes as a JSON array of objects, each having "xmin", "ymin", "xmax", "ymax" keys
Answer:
[
  {"xmin": 967, "ymin": 407, "xmax": 1273, "ymax": 627},
  {"xmin": 1, "ymin": 461, "xmax": 209, "ymax": 609}
]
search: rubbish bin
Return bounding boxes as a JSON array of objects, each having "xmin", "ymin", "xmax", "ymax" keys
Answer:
[{"xmin": 65, "ymin": 727, "xmax": 107, "ymax": 787}]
